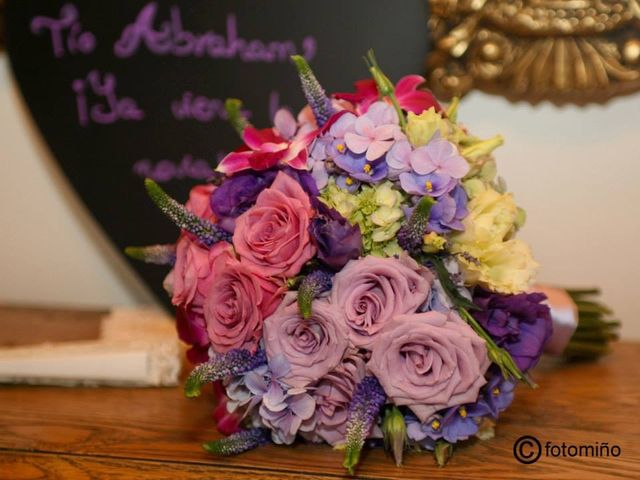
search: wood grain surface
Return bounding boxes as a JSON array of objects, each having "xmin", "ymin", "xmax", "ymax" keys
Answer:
[{"xmin": 0, "ymin": 307, "xmax": 638, "ymax": 479}]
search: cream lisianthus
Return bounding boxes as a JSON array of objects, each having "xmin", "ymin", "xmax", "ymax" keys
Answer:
[
  {"xmin": 406, "ymin": 108, "xmax": 449, "ymax": 147},
  {"xmin": 453, "ymin": 239, "xmax": 539, "ymax": 294},
  {"xmin": 451, "ymin": 184, "xmax": 538, "ymax": 293},
  {"xmin": 454, "ymin": 185, "xmax": 518, "ymax": 247}
]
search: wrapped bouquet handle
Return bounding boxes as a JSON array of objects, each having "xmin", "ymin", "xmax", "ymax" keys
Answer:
[{"xmin": 536, "ymin": 286, "xmax": 619, "ymax": 360}]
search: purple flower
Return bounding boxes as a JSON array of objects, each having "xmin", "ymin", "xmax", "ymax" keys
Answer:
[
  {"xmin": 297, "ymin": 270, "xmax": 334, "ymax": 319},
  {"xmin": 342, "ymin": 376, "xmax": 387, "ymax": 474},
  {"xmin": 406, "ymin": 404, "xmax": 483, "ymax": 446},
  {"xmin": 202, "ymin": 428, "xmax": 271, "ymax": 456},
  {"xmin": 406, "ymin": 372, "xmax": 516, "ymax": 448},
  {"xmin": 334, "ymin": 152, "xmax": 388, "ymax": 183},
  {"xmin": 210, "ymin": 171, "xmax": 277, "ymax": 231},
  {"xmin": 184, "ymin": 348, "xmax": 267, "ymax": 398},
  {"xmin": 428, "ymin": 185, "xmax": 469, "ymax": 233},
  {"xmin": 310, "ymin": 203, "xmax": 362, "ymax": 270},
  {"xmin": 473, "ymin": 289, "xmax": 553, "ymax": 372},
  {"xmin": 211, "ymin": 168, "xmax": 319, "ymax": 232},
  {"xmin": 398, "ymin": 138, "xmax": 469, "ymax": 197},
  {"xmin": 336, "ymin": 175, "xmax": 361, "ymax": 193},
  {"xmin": 477, "ymin": 372, "xmax": 516, "ymax": 419}
]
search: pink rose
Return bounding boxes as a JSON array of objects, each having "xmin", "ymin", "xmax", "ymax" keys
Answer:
[
  {"xmin": 204, "ymin": 254, "xmax": 284, "ymax": 354},
  {"xmin": 170, "ymin": 238, "xmax": 233, "ymax": 306},
  {"xmin": 233, "ymin": 171, "xmax": 316, "ymax": 278},
  {"xmin": 263, "ymin": 294, "xmax": 350, "ymax": 388},
  {"xmin": 185, "ymin": 184, "xmax": 216, "ymax": 221},
  {"xmin": 330, "ymin": 253, "xmax": 434, "ymax": 347},
  {"xmin": 168, "ymin": 183, "xmax": 225, "ymax": 306},
  {"xmin": 367, "ymin": 311, "xmax": 490, "ymax": 422}
]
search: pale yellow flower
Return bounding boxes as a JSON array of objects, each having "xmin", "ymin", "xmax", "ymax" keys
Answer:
[
  {"xmin": 453, "ymin": 239, "xmax": 539, "ymax": 294},
  {"xmin": 406, "ymin": 108, "xmax": 449, "ymax": 147}
]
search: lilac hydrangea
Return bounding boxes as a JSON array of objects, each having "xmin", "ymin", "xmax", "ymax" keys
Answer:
[
  {"xmin": 226, "ymin": 354, "xmax": 317, "ymax": 445},
  {"xmin": 319, "ymin": 102, "xmax": 405, "ymax": 184},
  {"xmin": 397, "ymin": 137, "xmax": 469, "ymax": 197},
  {"xmin": 428, "ymin": 185, "xmax": 469, "ymax": 233}
]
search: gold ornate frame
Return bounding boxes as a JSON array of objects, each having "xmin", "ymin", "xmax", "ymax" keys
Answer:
[{"xmin": 426, "ymin": 0, "xmax": 640, "ymax": 104}]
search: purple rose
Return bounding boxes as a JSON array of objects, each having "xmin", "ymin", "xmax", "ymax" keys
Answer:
[
  {"xmin": 473, "ymin": 289, "xmax": 552, "ymax": 372},
  {"xmin": 310, "ymin": 203, "xmax": 362, "ymax": 270},
  {"xmin": 303, "ymin": 352, "xmax": 366, "ymax": 446},
  {"xmin": 367, "ymin": 311, "xmax": 490, "ymax": 422},
  {"xmin": 210, "ymin": 168, "xmax": 319, "ymax": 232},
  {"xmin": 329, "ymin": 254, "xmax": 434, "ymax": 347},
  {"xmin": 211, "ymin": 171, "xmax": 277, "ymax": 232},
  {"xmin": 263, "ymin": 294, "xmax": 350, "ymax": 388}
]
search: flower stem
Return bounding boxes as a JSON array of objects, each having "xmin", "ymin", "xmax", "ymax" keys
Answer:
[
  {"xmin": 458, "ymin": 307, "xmax": 536, "ymax": 388},
  {"xmin": 363, "ymin": 50, "xmax": 407, "ymax": 132}
]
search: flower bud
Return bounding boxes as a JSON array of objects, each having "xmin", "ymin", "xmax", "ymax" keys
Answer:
[{"xmin": 382, "ymin": 406, "xmax": 407, "ymax": 466}]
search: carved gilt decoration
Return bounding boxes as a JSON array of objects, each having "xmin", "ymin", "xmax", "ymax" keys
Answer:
[{"xmin": 426, "ymin": 0, "xmax": 640, "ymax": 104}]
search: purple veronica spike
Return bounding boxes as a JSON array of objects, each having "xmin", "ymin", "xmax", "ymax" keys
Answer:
[
  {"xmin": 343, "ymin": 376, "xmax": 386, "ymax": 474},
  {"xmin": 291, "ymin": 55, "xmax": 334, "ymax": 127},
  {"xmin": 397, "ymin": 196, "xmax": 437, "ymax": 255},
  {"xmin": 185, "ymin": 349, "xmax": 267, "ymax": 398},
  {"xmin": 297, "ymin": 270, "xmax": 334, "ymax": 318},
  {"xmin": 145, "ymin": 179, "xmax": 231, "ymax": 247},
  {"xmin": 202, "ymin": 428, "xmax": 270, "ymax": 456},
  {"xmin": 124, "ymin": 244, "xmax": 176, "ymax": 265}
]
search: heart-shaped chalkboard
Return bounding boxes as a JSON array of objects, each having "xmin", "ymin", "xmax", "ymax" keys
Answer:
[{"xmin": 6, "ymin": 0, "xmax": 429, "ymax": 306}]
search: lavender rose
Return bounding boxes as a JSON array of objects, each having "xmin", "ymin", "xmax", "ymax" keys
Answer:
[
  {"xmin": 330, "ymin": 254, "xmax": 434, "ymax": 347},
  {"xmin": 367, "ymin": 311, "xmax": 490, "ymax": 422},
  {"xmin": 303, "ymin": 352, "xmax": 366, "ymax": 446},
  {"xmin": 263, "ymin": 294, "xmax": 350, "ymax": 388}
]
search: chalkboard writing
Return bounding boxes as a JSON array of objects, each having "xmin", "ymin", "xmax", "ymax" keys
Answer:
[{"xmin": 6, "ymin": 0, "xmax": 429, "ymax": 305}]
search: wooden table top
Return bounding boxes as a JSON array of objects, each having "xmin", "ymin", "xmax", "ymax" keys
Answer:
[{"xmin": 0, "ymin": 308, "xmax": 638, "ymax": 479}]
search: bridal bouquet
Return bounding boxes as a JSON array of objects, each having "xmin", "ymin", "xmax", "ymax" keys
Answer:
[{"xmin": 128, "ymin": 52, "xmax": 563, "ymax": 473}]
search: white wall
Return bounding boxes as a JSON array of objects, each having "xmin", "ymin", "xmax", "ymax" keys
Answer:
[
  {"xmin": 0, "ymin": 54, "xmax": 156, "ymax": 309},
  {"xmin": 1, "ymin": 53, "xmax": 638, "ymax": 339}
]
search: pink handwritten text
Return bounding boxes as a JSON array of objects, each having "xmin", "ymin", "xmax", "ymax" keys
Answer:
[
  {"xmin": 171, "ymin": 91, "xmax": 252, "ymax": 123},
  {"xmin": 30, "ymin": 4, "xmax": 96, "ymax": 58},
  {"xmin": 114, "ymin": 3, "xmax": 317, "ymax": 63},
  {"xmin": 72, "ymin": 70, "xmax": 145, "ymax": 127},
  {"xmin": 132, "ymin": 154, "xmax": 223, "ymax": 182}
]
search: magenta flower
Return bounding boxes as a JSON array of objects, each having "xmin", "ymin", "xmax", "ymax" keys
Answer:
[
  {"xmin": 399, "ymin": 138, "xmax": 469, "ymax": 197},
  {"xmin": 344, "ymin": 102, "xmax": 402, "ymax": 161},
  {"xmin": 217, "ymin": 110, "xmax": 318, "ymax": 175},
  {"xmin": 335, "ymin": 75, "xmax": 442, "ymax": 115}
]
